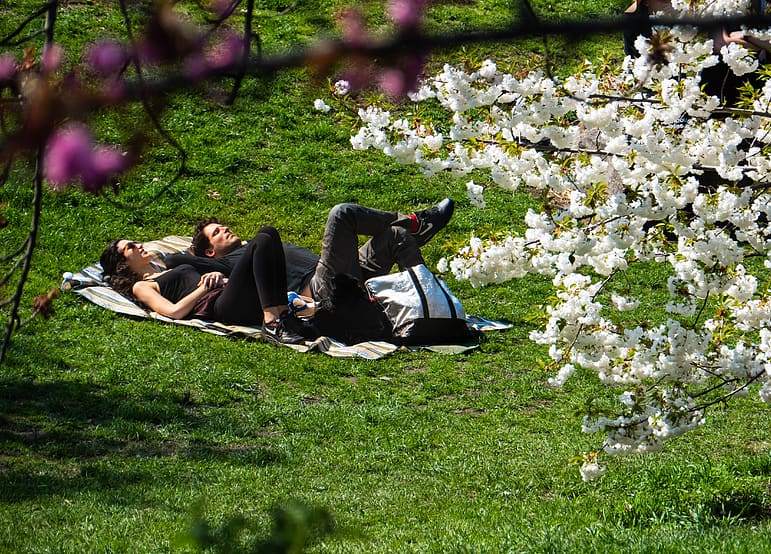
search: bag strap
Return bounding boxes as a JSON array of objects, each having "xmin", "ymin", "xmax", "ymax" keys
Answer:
[
  {"xmin": 431, "ymin": 272, "xmax": 458, "ymax": 319},
  {"xmin": 407, "ymin": 266, "xmax": 430, "ymax": 318}
]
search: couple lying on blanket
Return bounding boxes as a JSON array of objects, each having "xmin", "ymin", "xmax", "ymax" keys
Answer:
[{"xmin": 99, "ymin": 200, "xmax": 455, "ymax": 345}]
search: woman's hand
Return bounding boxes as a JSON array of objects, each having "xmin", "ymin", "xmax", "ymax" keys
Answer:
[
  {"xmin": 294, "ymin": 294, "xmax": 316, "ymax": 318},
  {"xmin": 198, "ymin": 271, "xmax": 227, "ymax": 290}
]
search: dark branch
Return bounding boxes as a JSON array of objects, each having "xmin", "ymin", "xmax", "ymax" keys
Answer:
[
  {"xmin": 0, "ymin": 1, "xmax": 53, "ymax": 47},
  {"xmin": 0, "ymin": 0, "xmax": 56, "ymax": 362},
  {"xmin": 105, "ymin": 12, "xmax": 771, "ymax": 109},
  {"xmin": 0, "ymin": 145, "xmax": 44, "ymax": 362},
  {"xmin": 0, "ymin": 238, "xmax": 29, "ymax": 263},
  {"xmin": 691, "ymin": 372, "xmax": 765, "ymax": 410},
  {"xmin": 690, "ymin": 290, "xmax": 710, "ymax": 329},
  {"xmin": 0, "ymin": 254, "xmax": 25, "ymax": 288},
  {"xmin": 225, "ymin": 0, "xmax": 255, "ymax": 105},
  {"xmin": 103, "ymin": 0, "xmax": 189, "ymax": 210},
  {"xmin": 3, "ymin": 29, "xmax": 45, "ymax": 47}
]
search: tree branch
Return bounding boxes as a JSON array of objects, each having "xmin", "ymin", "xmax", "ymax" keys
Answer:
[
  {"xmin": 0, "ymin": 145, "xmax": 43, "ymax": 362},
  {"xmin": 0, "ymin": 239, "xmax": 29, "ymax": 263},
  {"xmin": 691, "ymin": 371, "xmax": 765, "ymax": 409},
  {"xmin": 0, "ymin": 0, "xmax": 56, "ymax": 362},
  {"xmin": 225, "ymin": 0, "xmax": 255, "ymax": 105},
  {"xmin": 104, "ymin": 0, "xmax": 189, "ymax": 210},
  {"xmin": 0, "ymin": 1, "xmax": 54, "ymax": 47}
]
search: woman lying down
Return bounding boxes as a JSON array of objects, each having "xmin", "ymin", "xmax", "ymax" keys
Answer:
[{"xmin": 99, "ymin": 226, "xmax": 317, "ymax": 345}]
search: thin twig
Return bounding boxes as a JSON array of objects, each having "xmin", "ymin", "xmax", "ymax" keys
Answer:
[
  {"xmin": 0, "ymin": 235, "xmax": 30, "ymax": 264},
  {"xmin": 0, "ymin": 1, "xmax": 53, "ymax": 47},
  {"xmin": 0, "ymin": 238, "xmax": 29, "ymax": 263},
  {"xmin": 693, "ymin": 364, "xmax": 737, "ymax": 386},
  {"xmin": 690, "ymin": 375, "xmax": 741, "ymax": 399},
  {"xmin": 0, "ymin": 255, "xmax": 25, "ymax": 288},
  {"xmin": 4, "ymin": 29, "xmax": 46, "ymax": 47},
  {"xmin": 690, "ymin": 290, "xmax": 710, "ymax": 329},
  {"xmin": 104, "ymin": 0, "xmax": 189, "ymax": 211},
  {"xmin": 203, "ymin": 0, "xmax": 243, "ymax": 32},
  {"xmin": 225, "ymin": 0, "xmax": 255, "ymax": 105},
  {"xmin": 0, "ymin": 146, "xmax": 43, "ymax": 362},
  {"xmin": 0, "ymin": 1, "xmax": 56, "ymax": 363},
  {"xmin": 691, "ymin": 372, "xmax": 764, "ymax": 408}
]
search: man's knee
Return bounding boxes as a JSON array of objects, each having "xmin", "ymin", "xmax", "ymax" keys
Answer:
[
  {"xmin": 327, "ymin": 203, "xmax": 357, "ymax": 225},
  {"xmin": 248, "ymin": 226, "xmax": 280, "ymax": 254},
  {"xmin": 256, "ymin": 225, "xmax": 280, "ymax": 242}
]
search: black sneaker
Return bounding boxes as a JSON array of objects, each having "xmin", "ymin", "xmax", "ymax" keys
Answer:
[
  {"xmin": 282, "ymin": 310, "xmax": 320, "ymax": 341},
  {"xmin": 412, "ymin": 198, "xmax": 454, "ymax": 247},
  {"xmin": 262, "ymin": 313, "xmax": 306, "ymax": 345}
]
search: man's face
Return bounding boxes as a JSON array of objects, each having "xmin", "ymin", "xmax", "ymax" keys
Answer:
[{"xmin": 202, "ymin": 223, "xmax": 241, "ymax": 257}]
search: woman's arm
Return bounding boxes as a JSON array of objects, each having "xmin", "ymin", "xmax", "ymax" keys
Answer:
[{"xmin": 132, "ymin": 280, "xmax": 209, "ymax": 319}]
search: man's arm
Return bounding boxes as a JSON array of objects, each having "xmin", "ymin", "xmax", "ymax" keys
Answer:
[{"xmin": 163, "ymin": 252, "xmax": 232, "ymax": 274}]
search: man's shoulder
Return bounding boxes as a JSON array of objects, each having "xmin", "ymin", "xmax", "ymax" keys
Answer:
[{"xmin": 225, "ymin": 244, "xmax": 247, "ymax": 256}]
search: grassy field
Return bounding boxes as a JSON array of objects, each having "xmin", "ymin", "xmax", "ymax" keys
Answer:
[{"xmin": 2, "ymin": 0, "xmax": 771, "ymax": 551}]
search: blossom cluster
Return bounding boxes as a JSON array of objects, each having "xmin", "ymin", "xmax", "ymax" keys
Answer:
[
  {"xmin": 331, "ymin": 0, "xmax": 771, "ymax": 479},
  {"xmin": 335, "ymin": 0, "xmax": 428, "ymax": 98},
  {"xmin": 0, "ymin": 1, "xmax": 247, "ymax": 194}
]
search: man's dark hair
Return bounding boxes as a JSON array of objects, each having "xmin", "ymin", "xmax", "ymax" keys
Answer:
[{"xmin": 191, "ymin": 218, "xmax": 219, "ymax": 257}]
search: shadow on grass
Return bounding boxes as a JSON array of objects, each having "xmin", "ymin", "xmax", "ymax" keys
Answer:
[
  {"xmin": 707, "ymin": 491, "xmax": 771, "ymax": 522},
  {"xmin": 0, "ymin": 379, "xmax": 286, "ymax": 502},
  {"xmin": 619, "ymin": 487, "xmax": 771, "ymax": 528}
]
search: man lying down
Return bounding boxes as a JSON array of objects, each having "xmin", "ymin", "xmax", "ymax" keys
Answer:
[{"xmin": 100, "ymin": 200, "xmax": 455, "ymax": 346}]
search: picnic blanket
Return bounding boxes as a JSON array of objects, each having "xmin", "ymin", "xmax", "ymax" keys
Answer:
[{"xmin": 67, "ymin": 236, "xmax": 512, "ymax": 360}]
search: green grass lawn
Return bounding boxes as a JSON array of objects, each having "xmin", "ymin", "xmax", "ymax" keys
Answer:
[{"xmin": 2, "ymin": 0, "xmax": 771, "ymax": 551}]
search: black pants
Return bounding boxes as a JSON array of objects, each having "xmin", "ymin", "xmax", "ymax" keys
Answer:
[
  {"xmin": 623, "ymin": 7, "xmax": 652, "ymax": 57},
  {"xmin": 211, "ymin": 226, "xmax": 287, "ymax": 325}
]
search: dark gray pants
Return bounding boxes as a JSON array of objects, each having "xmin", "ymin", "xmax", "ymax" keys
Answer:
[{"xmin": 309, "ymin": 203, "xmax": 424, "ymax": 301}]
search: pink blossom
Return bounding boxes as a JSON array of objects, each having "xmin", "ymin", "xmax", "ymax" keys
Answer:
[
  {"xmin": 44, "ymin": 125, "xmax": 92, "ymax": 189},
  {"xmin": 341, "ymin": 63, "xmax": 375, "ymax": 94},
  {"xmin": 86, "ymin": 40, "xmax": 128, "ymax": 76},
  {"xmin": 339, "ymin": 9, "xmax": 368, "ymax": 46},
  {"xmin": 44, "ymin": 124, "xmax": 129, "ymax": 193},
  {"xmin": 0, "ymin": 54, "xmax": 16, "ymax": 82},
  {"xmin": 387, "ymin": 0, "xmax": 426, "ymax": 28},
  {"xmin": 379, "ymin": 69, "xmax": 407, "ymax": 98},
  {"xmin": 209, "ymin": 0, "xmax": 233, "ymax": 17},
  {"xmin": 81, "ymin": 146, "xmax": 129, "ymax": 192},
  {"xmin": 379, "ymin": 55, "xmax": 424, "ymax": 97},
  {"xmin": 41, "ymin": 44, "xmax": 64, "ymax": 73},
  {"xmin": 206, "ymin": 32, "xmax": 244, "ymax": 70}
]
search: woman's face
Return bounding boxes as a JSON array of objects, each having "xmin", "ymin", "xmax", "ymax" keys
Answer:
[{"xmin": 116, "ymin": 240, "xmax": 151, "ymax": 271}]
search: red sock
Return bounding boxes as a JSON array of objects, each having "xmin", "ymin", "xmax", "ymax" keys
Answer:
[{"xmin": 407, "ymin": 213, "xmax": 420, "ymax": 233}]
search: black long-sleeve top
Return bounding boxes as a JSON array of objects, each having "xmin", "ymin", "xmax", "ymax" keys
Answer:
[{"xmin": 164, "ymin": 242, "xmax": 319, "ymax": 292}]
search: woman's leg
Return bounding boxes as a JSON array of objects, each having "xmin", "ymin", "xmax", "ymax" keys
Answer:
[{"xmin": 211, "ymin": 226, "xmax": 288, "ymax": 325}]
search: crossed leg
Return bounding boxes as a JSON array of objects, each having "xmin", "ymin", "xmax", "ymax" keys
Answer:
[{"xmin": 309, "ymin": 203, "xmax": 424, "ymax": 302}]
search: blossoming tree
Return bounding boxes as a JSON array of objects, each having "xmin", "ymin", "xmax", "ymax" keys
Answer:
[
  {"xmin": 325, "ymin": 0, "xmax": 771, "ymax": 479},
  {"xmin": 3, "ymin": 0, "xmax": 771, "ymax": 480}
]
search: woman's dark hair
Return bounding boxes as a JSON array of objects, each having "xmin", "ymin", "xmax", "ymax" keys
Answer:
[{"xmin": 99, "ymin": 240, "xmax": 141, "ymax": 300}]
